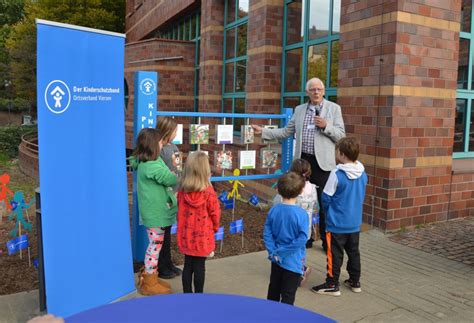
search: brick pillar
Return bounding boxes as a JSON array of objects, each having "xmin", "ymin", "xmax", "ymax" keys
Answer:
[
  {"xmin": 199, "ymin": 0, "xmax": 225, "ymax": 113},
  {"xmin": 338, "ymin": 0, "xmax": 460, "ymax": 230},
  {"xmin": 246, "ymin": 0, "xmax": 284, "ymax": 115}
]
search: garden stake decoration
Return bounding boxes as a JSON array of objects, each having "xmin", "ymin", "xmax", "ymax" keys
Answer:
[
  {"xmin": 0, "ymin": 173, "xmax": 14, "ymax": 220},
  {"xmin": 228, "ymin": 169, "xmax": 244, "ymax": 221},
  {"xmin": 215, "ymin": 226, "xmax": 224, "ymax": 253},
  {"xmin": 7, "ymin": 191, "xmax": 34, "ymax": 264},
  {"xmin": 271, "ymin": 169, "xmax": 282, "ymax": 189},
  {"xmin": 230, "ymin": 218, "xmax": 244, "ymax": 249}
]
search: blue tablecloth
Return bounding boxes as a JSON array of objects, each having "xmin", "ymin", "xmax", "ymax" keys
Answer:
[{"xmin": 67, "ymin": 293, "xmax": 335, "ymax": 322}]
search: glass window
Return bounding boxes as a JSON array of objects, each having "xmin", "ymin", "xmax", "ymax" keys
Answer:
[
  {"xmin": 330, "ymin": 41, "xmax": 339, "ymax": 87},
  {"xmin": 470, "ymin": 108, "xmax": 474, "ymax": 151},
  {"xmin": 238, "ymin": 0, "xmax": 249, "ymax": 19},
  {"xmin": 308, "ymin": 0, "xmax": 330, "ymax": 40},
  {"xmin": 332, "ymin": 0, "xmax": 341, "ymax": 34},
  {"xmin": 458, "ymin": 39, "xmax": 470, "ymax": 89},
  {"xmin": 286, "ymin": 0, "xmax": 305, "ymax": 46},
  {"xmin": 183, "ymin": 19, "xmax": 189, "ymax": 40},
  {"xmin": 285, "ymin": 48, "xmax": 303, "ymax": 92},
  {"xmin": 225, "ymin": 63, "xmax": 235, "ymax": 93},
  {"xmin": 226, "ymin": 29, "xmax": 236, "ymax": 59},
  {"xmin": 236, "ymin": 61, "xmax": 246, "ymax": 92},
  {"xmin": 227, "ymin": 0, "xmax": 236, "ymax": 24},
  {"xmin": 237, "ymin": 24, "xmax": 248, "ymax": 57},
  {"xmin": 234, "ymin": 98, "xmax": 246, "ymax": 131},
  {"xmin": 462, "ymin": 0, "xmax": 472, "ymax": 33},
  {"xmin": 307, "ymin": 43, "xmax": 329, "ymax": 85},
  {"xmin": 454, "ymin": 99, "xmax": 467, "ymax": 153},
  {"xmin": 283, "ymin": 97, "xmax": 302, "ymax": 109},
  {"xmin": 191, "ymin": 15, "xmax": 197, "ymax": 40}
]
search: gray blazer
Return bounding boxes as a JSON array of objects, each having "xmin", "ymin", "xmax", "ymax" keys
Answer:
[{"xmin": 262, "ymin": 100, "xmax": 345, "ymax": 171}]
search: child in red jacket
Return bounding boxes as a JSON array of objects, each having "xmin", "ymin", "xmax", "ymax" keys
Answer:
[{"xmin": 177, "ymin": 151, "xmax": 220, "ymax": 293}]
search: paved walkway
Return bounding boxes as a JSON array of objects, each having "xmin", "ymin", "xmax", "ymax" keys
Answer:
[{"xmin": 2, "ymin": 230, "xmax": 474, "ymax": 322}]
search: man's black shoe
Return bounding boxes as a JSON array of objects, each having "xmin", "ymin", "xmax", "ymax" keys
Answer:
[
  {"xmin": 158, "ymin": 268, "xmax": 177, "ymax": 279},
  {"xmin": 169, "ymin": 265, "xmax": 182, "ymax": 276}
]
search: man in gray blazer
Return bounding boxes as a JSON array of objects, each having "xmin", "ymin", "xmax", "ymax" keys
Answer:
[{"xmin": 252, "ymin": 77, "xmax": 345, "ymax": 251}]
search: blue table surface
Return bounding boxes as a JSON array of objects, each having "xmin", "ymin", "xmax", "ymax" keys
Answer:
[{"xmin": 67, "ymin": 293, "xmax": 335, "ymax": 323}]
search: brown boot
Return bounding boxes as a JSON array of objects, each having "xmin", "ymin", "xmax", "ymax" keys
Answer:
[
  {"xmin": 139, "ymin": 267, "xmax": 171, "ymax": 290},
  {"xmin": 138, "ymin": 272, "xmax": 171, "ymax": 296}
]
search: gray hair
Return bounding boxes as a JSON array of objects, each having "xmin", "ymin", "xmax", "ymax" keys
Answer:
[{"xmin": 306, "ymin": 78, "xmax": 325, "ymax": 91}]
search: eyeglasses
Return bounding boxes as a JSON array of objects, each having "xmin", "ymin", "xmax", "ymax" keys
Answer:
[{"xmin": 308, "ymin": 88, "xmax": 324, "ymax": 93}]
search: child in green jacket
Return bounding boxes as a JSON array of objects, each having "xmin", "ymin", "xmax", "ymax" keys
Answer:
[{"xmin": 129, "ymin": 128, "xmax": 177, "ymax": 296}]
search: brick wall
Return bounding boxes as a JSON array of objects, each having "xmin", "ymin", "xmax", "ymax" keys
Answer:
[
  {"xmin": 126, "ymin": 0, "xmax": 197, "ymax": 42},
  {"xmin": 339, "ymin": 0, "xmax": 473, "ymax": 230},
  {"xmin": 125, "ymin": 38, "xmax": 196, "ymax": 150}
]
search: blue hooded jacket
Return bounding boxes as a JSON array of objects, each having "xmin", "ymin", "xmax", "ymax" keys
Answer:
[
  {"xmin": 263, "ymin": 204, "xmax": 309, "ymax": 275},
  {"xmin": 322, "ymin": 161, "xmax": 368, "ymax": 234}
]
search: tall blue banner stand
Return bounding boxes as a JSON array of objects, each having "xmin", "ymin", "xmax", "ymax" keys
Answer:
[
  {"xmin": 36, "ymin": 19, "xmax": 135, "ymax": 317},
  {"xmin": 132, "ymin": 71, "xmax": 158, "ymax": 261}
]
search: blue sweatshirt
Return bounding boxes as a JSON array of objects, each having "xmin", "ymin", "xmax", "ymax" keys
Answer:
[
  {"xmin": 322, "ymin": 161, "xmax": 368, "ymax": 234},
  {"xmin": 263, "ymin": 204, "xmax": 309, "ymax": 275}
]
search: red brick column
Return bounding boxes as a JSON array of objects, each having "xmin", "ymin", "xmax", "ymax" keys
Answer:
[
  {"xmin": 199, "ymin": 0, "xmax": 225, "ymax": 113},
  {"xmin": 246, "ymin": 0, "xmax": 284, "ymax": 116},
  {"xmin": 338, "ymin": 0, "xmax": 461, "ymax": 230}
]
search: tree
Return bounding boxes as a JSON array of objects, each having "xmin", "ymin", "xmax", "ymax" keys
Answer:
[
  {"xmin": 5, "ymin": 0, "xmax": 125, "ymax": 111},
  {"xmin": 0, "ymin": 0, "xmax": 25, "ymax": 98}
]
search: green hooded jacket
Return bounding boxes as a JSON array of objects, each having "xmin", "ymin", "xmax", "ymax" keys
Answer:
[{"xmin": 129, "ymin": 156, "xmax": 178, "ymax": 228}]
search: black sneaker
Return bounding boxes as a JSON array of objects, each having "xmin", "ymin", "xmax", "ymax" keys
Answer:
[
  {"xmin": 169, "ymin": 265, "xmax": 182, "ymax": 276},
  {"xmin": 311, "ymin": 282, "xmax": 341, "ymax": 296},
  {"xmin": 343, "ymin": 279, "xmax": 362, "ymax": 293},
  {"xmin": 158, "ymin": 268, "xmax": 177, "ymax": 279},
  {"xmin": 305, "ymin": 239, "xmax": 314, "ymax": 249}
]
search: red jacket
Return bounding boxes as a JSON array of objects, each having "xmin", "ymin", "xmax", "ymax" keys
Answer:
[{"xmin": 177, "ymin": 186, "xmax": 221, "ymax": 257}]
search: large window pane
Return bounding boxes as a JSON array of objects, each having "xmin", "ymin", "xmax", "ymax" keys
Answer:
[
  {"xmin": 225, "ymin": 63, "xmax": 234, "ymax": 93},
  {"xmin": 330, "ymin": 41, "xmax": 339, "ymax": 87},
  {"xmin": 237, "ymin": 24, "xmax": 248, "ymax": 57},
  {"xmin": 458, "ymin": 39, "xmax": 470, "ymax": 89},
  {"xmin": 454, "ymin": 99, "xmax": 467, "ymax": 153},
  {"xmin": 183, "ymin": 19, "xmax": 189, "ymax": 40},
  {"xmin": 234, "ymin": 98, "xmax": 246, "ymax": 131},
  {"xmin": 236, "ymin": 60, "xmax": 246, "ymax": 92},
  {"xmin": 285, "ymin": 48, "xmax": 303, "ymax": 92},
  {"xmin": 226, "ymin": 29, "xmax": 236, "ymax": 59},
  {"xmin": 227, "ymin": 0, "xmax": 236, "ymax": 24},
  {"xmin": 190, "ymin": 15, "xmax": 197, "ymax": 40},
  {"xmin": 223, "ymin": 99, "xmax": 233, "ymax": 113},
  {"xmin": 283, "ymin": 97, "xmax": 301, "ymax": 109},
  {"xmin": 238, "ymin": 0, "xmax": 249, "ymax": 19},
  {"xmin": 469, "ymin": 107, "xmax": 474, "ymax": 151},
  {"xmin": 286, "ymin": 0, "xmax": 305, "ymax": 45},
  {"xmin": 462, "ymin": 0, "xmax": 472, "ymax": 33},
  {"xmin": 307, "ymin": 43, "xmax": 329, "ymax": 86},
  {"xmin": 308, "ymin": 0, "xmax": 330, "ymax": 40},
  {"xmin": 332, "ymin": 0, "xmax": 341, "ymax": 34}
]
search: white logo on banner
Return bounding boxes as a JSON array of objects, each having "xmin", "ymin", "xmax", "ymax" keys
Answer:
[
  {"xmin": 139, "ymin": 78, "xmax": 156, "ymax": 96},
  {"xmin": 44, "ymin": 80, "xmax": 71, "ymax": 114}
]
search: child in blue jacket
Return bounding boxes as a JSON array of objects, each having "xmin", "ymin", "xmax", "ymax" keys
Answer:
[
  {"xmin": 311, "ymin": 137, "xmax": 367, "ymax": 296},
  {"xmin": 264, "ymin": 172, "xmax": 308, "ymax": 305}
]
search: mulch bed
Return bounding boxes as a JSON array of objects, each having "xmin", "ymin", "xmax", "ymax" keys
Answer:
[{"xmin": 1, "ymin": 196, "xmax": 268, "ymax": 295}]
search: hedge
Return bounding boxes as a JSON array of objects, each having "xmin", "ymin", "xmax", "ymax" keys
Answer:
[
  {"xmin": 0, "ymin": 98, "xmax": 31, "ymax": 113},
  {"xmin": 0, "ymin": 125, "xmax": 37, "ymax": 158}
]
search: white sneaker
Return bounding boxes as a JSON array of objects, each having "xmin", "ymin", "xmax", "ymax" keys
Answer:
[{"xmin": 207, "ymin": 251, "xmax": 215, "ymax": 258}]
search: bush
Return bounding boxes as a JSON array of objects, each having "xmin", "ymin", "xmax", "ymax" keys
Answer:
[
  {"xmin": 0, "ymin": 98, "xmax": 31, "ymax": 113},
  {"xmin": 0, "ymin": 125, "xmax": 37, "ymax": 158}
]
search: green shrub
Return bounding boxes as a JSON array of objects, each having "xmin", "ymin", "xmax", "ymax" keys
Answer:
[
  {"xmin": 0, "ymin": 98, "xmax": 31, "ymax": 113},
  {"xmin": 0, "ymin": 125, "xmax": 37, "ymax": 158}
]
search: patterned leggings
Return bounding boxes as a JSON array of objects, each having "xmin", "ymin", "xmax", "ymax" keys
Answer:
[{"xmin": 145, "ymin": 227, "xmax": 165, "ymax": 274}]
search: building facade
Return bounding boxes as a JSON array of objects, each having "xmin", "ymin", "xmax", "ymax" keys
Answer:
[{"xmin": 125, "ymin": 0, "xmax": 474, "ymax": 231}]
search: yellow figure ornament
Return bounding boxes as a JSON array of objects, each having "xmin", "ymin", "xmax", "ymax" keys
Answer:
[{"xmin": 228, "ymin": 169, "xmax": 244, "ymax": 200}]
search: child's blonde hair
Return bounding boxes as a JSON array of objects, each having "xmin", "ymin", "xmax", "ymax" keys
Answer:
[{"xmin": 180, "ymin": 152, "xmax": 211, "ymax": 192}]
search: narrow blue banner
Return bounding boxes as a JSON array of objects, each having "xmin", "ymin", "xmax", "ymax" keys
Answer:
[
  {"xmin": 36, "ymin": 20, "xmax": 134, "ymax": 317},
  {"xmin": 132, "ymin": 71, "xmax": 158, "ymax": 261}
]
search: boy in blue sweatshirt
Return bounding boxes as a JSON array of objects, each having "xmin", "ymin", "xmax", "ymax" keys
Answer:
[
  {"xmin": 311, "ymin": 137, "xmax": 368, "ymax": 296},
  {"xmin": 264, "ymin": 172, "xmax": 309, "ymax": 305}
]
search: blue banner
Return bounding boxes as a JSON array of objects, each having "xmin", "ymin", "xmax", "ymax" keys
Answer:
[
  {"xmin": 132, "ymin": 71, "xmax": 158, "ymax": 261},
  {"xmin": 36, "ymin": 20, "xmax": 134, "ymax": 317}
]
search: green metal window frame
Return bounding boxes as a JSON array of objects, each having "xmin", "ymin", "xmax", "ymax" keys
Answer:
[
  {"xmin": 281, "ymin": 0, "xmax": 340, "ymax": 111},
  {"xmin": 455, "ymin": 2, "xmax": 474, "ymax": 158},
  {"xmin": 222, "ymin": 0, "xmax": 249, "ymax": 129}
]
